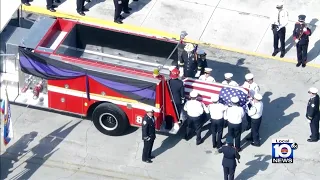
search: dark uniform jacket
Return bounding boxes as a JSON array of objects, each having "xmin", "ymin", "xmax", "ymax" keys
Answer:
[
  {"xmin": 293, "ymin": 23, "xmax": 312, "ymax": 45},
  {"xmin": 142, "ymin": 115, "xmax": 156, "ymax": 140},
  {"xmin": 179, "ymin": 51, "xmax": 197, "ymax": 78},
  {"xmin": 197, "ymin": 57, "xmax": 207, "ymax": 75},
  {"xmin": 306, "ymin": 94, "xmax": 320, "ymax": 120},
  {"xmin": 168, "ymin": 78, "xmax": 185, "ymax": 105},
  {"xmin": 218, "ymin": 145, "xmax": 240, "ymax": 168}
]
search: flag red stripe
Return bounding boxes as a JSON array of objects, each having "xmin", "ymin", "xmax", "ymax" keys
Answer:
[
  {"xmin": 184, "ymin": 79, "xmax": 225, "ymax": 88},
  {"xmin": 184, "ymin": 85, "xmax": 221, "ymax": 94}
]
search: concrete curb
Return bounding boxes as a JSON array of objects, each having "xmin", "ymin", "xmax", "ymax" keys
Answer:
[{"xmin": 22, "ymin": 5, "xmax": 320, "ymax": 69}]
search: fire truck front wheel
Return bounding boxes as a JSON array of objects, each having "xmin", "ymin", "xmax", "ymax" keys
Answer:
[{"xmin": 92, "ymin": 103, "xmax": 129, "ymax": 136}]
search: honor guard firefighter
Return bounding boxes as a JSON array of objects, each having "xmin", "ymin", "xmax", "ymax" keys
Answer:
[
  {"xmin": 184, "ymin": 91, "xmax": 209, "ymax": 145},
  {"xmin": 224, "ymin": 97, "xmax": 245, "ymax": 151},
  {"xmin": 246, "ymin": 93, "xmax": 263, "ymax": 147},
  {"xmin": 142, "ymin": 107, "xmax": 156, "ymax": 163},
  {"xmin": 208, "ymin": 94, "xmax": 227, "ymax": 148},
  {"xmin": 242, "ymin": 73, "xmax": 260, "ymax": 130},
  {"xmin": 168, "ymin": 68, "xmax": 185, "ymax": 116},
  {"xmin": 113, "ymin": 0, "xmax": 124, "ymax": 24},
  {"xmin": 271, "ymin": 2, "xmax": 289, "ymax": 58},
  {"xmin": 218, "ymin": 136, "xmax": 240, "ymax": 180},
  {"xmin": 199, "ymin": 68, "xmax": 215, "ymax": 82},
  {"xmin": 196, "ymin": 49, "xmax": 208, "ymax": 77},
  {"xmin": 222, "ymin": 73, "xmax": 239, "ymax": 86},
  {"xmin": 179, "ymin": 43, "xmax": 197, "ymax": 78},
  {"xmin": 293, "ymin": 15, "xmax": 312, "ymax": 68},
  {"xmin": 306, "ymin": 87, "xmax": 319, "ymax": 142}
]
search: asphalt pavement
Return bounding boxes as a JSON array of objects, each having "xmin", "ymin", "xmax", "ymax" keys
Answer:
[
  {"xmin": 1, "ymin": 47, "xmax": 320, "ymax": 180},
  {"xmin": 21, "ymin": 0, "xmax": 320, "ymax": 65}
]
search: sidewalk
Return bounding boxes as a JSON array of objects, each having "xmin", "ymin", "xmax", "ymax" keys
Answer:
[{"xmin": 22, "ymin": 0, "xmax": 320, "ymax": 66}]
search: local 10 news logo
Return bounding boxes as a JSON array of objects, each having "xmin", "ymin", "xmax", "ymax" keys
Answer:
[{"xmin": 272, "ymin": 139, "xmax": 298, "ymax": 163}]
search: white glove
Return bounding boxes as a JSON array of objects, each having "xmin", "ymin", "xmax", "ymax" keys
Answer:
[
  {"xmin": 303, "ymin": 27, "xmax": 307, "ymax": 32},
  {"xmin": 179, "ymin": 67, "xmax": 184, "ymax": 77},
  {"xmin": 307, "ymin": 120, "xmax": 311, "ymax": 124},
  {"xmin": 118, "ymin": 1, "xmax": 122, "ymax": 4},
  {"xmin": 277, "ymin": 26, "xmax": 282, "ymax": 31},
  {"xmin": 195, "ymin": 71, "xmax": 201, "ymax": 78},
  {"xmin": 295, "ymin": 39, "xmax": 299, "ymax": 43}
]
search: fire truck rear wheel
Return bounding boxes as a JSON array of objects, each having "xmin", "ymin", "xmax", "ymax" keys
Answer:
[{"xmin": 92, "ymin": 103, "xmax": 129, "ymax": 136}]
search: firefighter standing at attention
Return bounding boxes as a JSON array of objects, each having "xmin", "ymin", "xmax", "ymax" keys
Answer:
[
  {"xmin": 196, "ymin": 49, "xmax": 208, "ymax": 77},
  {"xmin": 113, "ymin": 0, "xmax": 124, "ymax": 24},
  {"xmin": 184, "ymin": 91, "xmax": 208, "ymax": 145},
  {"xmin": 199, "ymin": 68, "xmax": 215, "ymax": 82},
  {"xmin": 142, "ymin": 107, "xmax": 156, "ymax": 163},
  {"xmin": 222, "ymin": 73, "xmax": 239, "ymax": 86},
  {"xmin": 168, "ymin": 68, "xmax": 185, "ymax": 116},
  {"xmin": 306, "ymin": 87, "xmax": 319, "ymax": 142},
  {"xmin": 179, "ymin": 43, "xmax": 197, "ymax": 78},
  {"xmin": 271, "ymin": 1, "xmax": 289, "ymax": 58},
  {"xmin": 242, "ymin": 73, "xmax": 260, "ymax": 131},
  {"xmin": 293, "ymin": 15, "xmax": 312, "ymax": 68}
]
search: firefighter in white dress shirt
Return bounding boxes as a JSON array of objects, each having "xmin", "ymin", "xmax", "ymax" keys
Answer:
[
  {"xmin": 208, "ymin": 94, "xmax": 227, "ymax": 148},
  {"xmin": 184, "ymin": 91, "xmax": 209, "ymax": 145},
  {"xmin": 246, "ymin": 93, "xmax": 263, "ymax": 147},
  {"xmin": 224, "ymin": 96, "xmax": 245, "ymax": 151},
  {"xmin": 242, "ymin": 73, "xmax": 260, "ymax": 130},
  {"xmin": 222, "ymin": 73, "xmax": 239, "ymax": 86},
  {"xmin": 199, "ymin": 68, "xmax": 215, "ymax": 82}
]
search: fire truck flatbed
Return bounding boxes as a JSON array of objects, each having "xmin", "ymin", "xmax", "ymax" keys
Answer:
[{"xmin": 1, "ymin": 16, "xmax": 248, "ymax": 136}]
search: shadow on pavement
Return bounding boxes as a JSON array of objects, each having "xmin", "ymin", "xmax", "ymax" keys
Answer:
[
  {"xmin": 307, "ymin": 18, "xmax": 319, "ymax": 62},
  {"xmin": 3, "ymin": 121, "xmax": 81, "ymax": 179},
  {"xmin": 235, "ymin": 154, "xmax": 271, "ymax": 180},
  {"xmin": 0, "ymin": 131, "xmax": 38, "ymax": 180},
  {"xmin": 124, "ymin": 0, "xmax": 151, "ymax": 18},
  {"xmin": 85, "ymin": 0, "xmax": 106, "ymax": 10},
  {"xmin": 152, "ymin": 123, "xmax": 186, "ymax": 157},
  {"xmin": 259, "ymin": 92, "xmax": 300, "ymax": 145}
]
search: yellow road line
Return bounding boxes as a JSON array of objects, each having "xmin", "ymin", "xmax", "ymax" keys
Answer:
[{"xmin": 22, "ymin": 5, "xmax": 320, "ymax": 69}]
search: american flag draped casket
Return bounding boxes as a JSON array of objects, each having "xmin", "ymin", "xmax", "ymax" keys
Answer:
[{"xmin": 183, "ymin": 78, "xmax": 249, "ymax": 107}]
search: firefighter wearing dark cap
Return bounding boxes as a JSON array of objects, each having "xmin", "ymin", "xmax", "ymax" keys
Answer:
[
  {"xmin": 179, "ymin": 43, "xmax": 197, "ymax": 78},
  {"xmin": 195, "ymin": 49, "xmax": 207, "ymax": 77},
  {"xmin": 142, "ymin": 107, "xmax": 156, "ymax": 163},
  {"xmin": 306, "ymin": 87, "xmax": 319, "ymax": 142},
  {"xmin": 168, "ymin": 68, "xmax": 185, "ymax": 116},
  {"xmin": 218, "ymin": 136, "xmax": 240, "ymax": 180},
  {"xmin": 293, "ymin": 15, "xmax": 312, "ymax": 68}
]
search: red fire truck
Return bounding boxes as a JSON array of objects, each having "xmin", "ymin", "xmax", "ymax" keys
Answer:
[{"xmin": 0, "ymin": 17, "xmax": 246, "ymax": 136}]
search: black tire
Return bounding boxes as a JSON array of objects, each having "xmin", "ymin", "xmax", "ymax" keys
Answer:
[{"xmin": 92, "ymin": 103, "xmax": 129, "ymax": 136}]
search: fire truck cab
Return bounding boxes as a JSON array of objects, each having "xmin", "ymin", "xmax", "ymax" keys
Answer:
[{"xmin": 1, "ymin": 17, "xmax": 189, "ymax": 136}]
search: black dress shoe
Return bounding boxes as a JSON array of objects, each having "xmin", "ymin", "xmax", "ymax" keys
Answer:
[
  {"xmin": 272, "ymin": 49, "xmax": 279, "ymax": 56},
  {"xmin": 307, "ymin": 138, "xmax": 318, "ymax": 142},
  {"xmin": 78, "ymin": 11, "xmax": 85, "ymax": 16},
  {"xmin": 47, "ymin": 8, "xmax": 56, "ymax": 12},
  {"xmin": 296, "ymin": 62, "xmax": 302, "ymax": 67},
  {"xmin": 128, "ymin": 8, "xmax": 132, "ymax": 11},
  {"xmin": 149, "ymin": 156, "xmax": 155, "ymax": 159},
  {"xmin": 123, "ymin": 10, "xmax": 130, "ymax": 14},
  {"xmin": 83, "ymin": 8, "xmax": 89, "ymax": 12},
  {"xmin": 54, "ymin": 0, "xmax": 61, "ymax": 3},
  {"xmin": 114, "ymin": 20, "xmax": 123, "ymax": 24},
  {"xmin": 237, "ymin": 148, "xmax": 242, "ymax": 152},
  {"xmin": 23, "ymin": 2, "xmax": 31, "ymax": 6},
  {"xmin": 196, "ymin": 140, "xmax": 203, "ymax": 145},
  {"xmin": 280, "ymin": 52, "xmax": 285, "ymax": 58},
  {"xmin": 143, "ymin": 159, "xmax": 152, "ymax": 163},
  {"xmin": 119, "ymin": 15, "xmax": 125, "ymax": 20},
  {"xmin": 302, "ymin": 62, "xmax": 306, "ymax": 68},
  {"xmin": 212, "ymin": 144, "xmax": 217, "ymax": 148}
]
